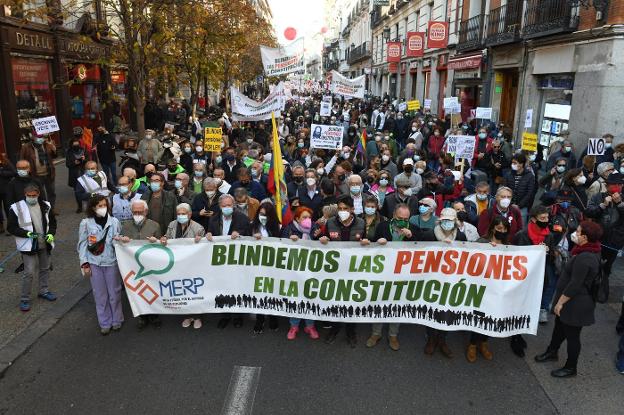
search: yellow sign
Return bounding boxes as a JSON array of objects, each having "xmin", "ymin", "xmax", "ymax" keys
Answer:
[
  {"xmin": 407, "ymin": 100, "xmax": 421, "ymax": 111},
  {"xmin": 521, "ymin": 132, "xmax": 538, "ymax": 152},
  {"xmin": 204, "ymin": 127, "xmax": 223, "ymax": 152}
]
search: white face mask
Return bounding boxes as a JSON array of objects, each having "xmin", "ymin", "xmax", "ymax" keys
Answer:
[
  {"xmin": 382, "ymin": 155, "xmax": 390, "ymax": 162},
  {"xmin": 570, "ymin": 231, "xmax": 579, "ymax": 245},
  {"xmin": 306, "ymin": 177, "xmax": 316, "ymax": 187},
  {"xmin": 576, "ymin": 175, "xmax": 587, "ymax": 185},
  {"xmin": 95, "ymin": 207, "xmax": 108, "ymax": 218},
  {"xmin": 206, "ymin": 190, "xmax": 216, "ymax": 197},
  {"xmin": 416, "ymin": 168, "xmax": 424, "ymax": 175},
  {"xmin": 196, "ymin": 146, "xmax": 203, "ymax": 153},
  {"xmin": 511, "ymin": 163, "xmax": 519, "ymax": 171},
  {"xmin": 316, "ymin": 168, "xmax": 325, "ymax": 176},
  {"xmin": 403, "ymin": 188, "xmax": 413, "ymax": 197},
  {"xmin": 259, "ymin": 215, "xmax": 268, "ymax": 226},
  {"xmin": 499, "ymin": 197, "xmax": 511, "ymax": 209},
  {"xmin": 132, "ymin": 214, "xmax": 145, "ymax": 224},
  {"xmin": 338, "ymin": 211, "xmax": 351, "ymax": 222}
]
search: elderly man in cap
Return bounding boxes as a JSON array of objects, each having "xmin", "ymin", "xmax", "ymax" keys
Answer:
[
  {"xmin": 587, "ymin": 161, "xmax": 614, "ymax": 200},
  {"xmin": 137, "ymin": 129, "xmax": 164, "ymax": 168},
  {"xmin": 394, "ymin": 158, "xmax": 422, "ymax": 196}
]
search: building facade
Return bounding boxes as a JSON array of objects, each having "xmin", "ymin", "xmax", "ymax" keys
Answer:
[
  {"xmin": 0, "ymin": 3, "xmax": 119, "ymax": 160},
  {"xmin": 334, "ymin": 0, "xmax": 624, "ymax": 150}
]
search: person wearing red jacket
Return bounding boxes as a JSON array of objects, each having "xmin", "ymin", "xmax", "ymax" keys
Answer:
[
  {"xmin": 477, "ymin": 186, "xmax": 523, "ymax": 238},
  {"xmin": 427, "ymin": 126, "xmax": 446, "ymax": 171}
]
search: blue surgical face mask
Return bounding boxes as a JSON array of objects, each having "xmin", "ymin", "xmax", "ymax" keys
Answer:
[
  {"xmin": 479, "ymin": 132, "xmax": 487, "ymax": 139},
  {"xmin": 194, "ymin": 170, "xmax": 203, "ymax": 177},
  {"xmin": 222, "ymin": 207, "xmax": 234, "ymax": 216},
  {"xmin": 419, "ymin": 205, "xmax": 429, "ymax": 214},
  {"xmin": 177, "ymin": 214, "xmax": 189, "ymax": 224},
  {"xmin": 150, "ymin": 182, "xmax": 161, "ymax": 192},
  {"xmin": 559, "ymin": 201, "xmax": 570, "ymax": 210},
  {"xmin": 25, "ymin": 196, "xmax": 38, "ymax": 205},
  {"xmin": 17, "ymin": 169, "xmax": 29, "ymax": 178},
  {"xmin": 118, "ymin": 185, "xmax": 129, "ymax": 194},
  {"xmin": 34, "ymin": 138, "xmax": 44, "ymax": 145},
  {"xmin": 364, "ymin": 206, "xmax": 377, "ymax": 216},
  {"xmin": 216, "ymin": 156, "xmax": 223, "ymax": 164},
  {"xmin": 86, "ymin": 169, "xmax": 97, "ymax": 177},
  {"xmin": 441, "ymin": 220, "xmax": 455, "ymax": 231},
  {"xmin": 174, "ymin": 180, "xmax": 183, "ymax": 189},
  {"xmin": 350, "ymin": 185, "xmax": 361, "ymax": 195},
  {"xmin": 184, "ymin": 147, "xmax": 192, "ymax": 154}
]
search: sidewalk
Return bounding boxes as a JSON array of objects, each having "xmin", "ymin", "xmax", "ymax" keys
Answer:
[{"xmin": 0, "ymin": 161, "xmax": 89, "ymax": 349}]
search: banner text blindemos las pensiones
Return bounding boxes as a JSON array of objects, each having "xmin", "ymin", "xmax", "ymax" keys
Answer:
[{"xmin": 115, "ymin": 238, "xmax": 546, "ymax": 337}]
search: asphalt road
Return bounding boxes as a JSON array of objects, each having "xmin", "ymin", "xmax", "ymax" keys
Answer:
[{"xmin": 4, "ymin": 293, "xmax": 621, "ymax": 415}]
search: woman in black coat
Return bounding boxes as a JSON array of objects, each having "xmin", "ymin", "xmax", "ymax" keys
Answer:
[
  {"xmin": 251, "ymin": 202, "xmax": 281, "ymax": 333},
  {"xmin": 65, "ymin": 138, "xmax": 86, "ymax": 212},
  {"xmin": 0, "ymin": 153, "xmax": 16, "ymax": 233},
  {"xmin": 534, "ymin": 220, "xmax": 603, "ymax": 378}
]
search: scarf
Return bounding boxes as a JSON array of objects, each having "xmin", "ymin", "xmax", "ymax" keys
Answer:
[
  {"xmin": 293, "ymin": 221, "xmax": 311, "ymax": 240},
  {"xmin": 571, "ymin": 241, "xmax": 601, "ymax": 256},
  {"xmin": 433, "ymin": 225, "xmax": 457, "ymax": 242},
  {"xmin": 527, "ymin": 221, "xmax": 549, "ymax": 245}
]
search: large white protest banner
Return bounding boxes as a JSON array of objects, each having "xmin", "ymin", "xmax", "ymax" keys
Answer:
[
  {"xmin": 230, "ymin": 83, "xmax": 284, "ymax": 122},
  {"xmin": 310, "ymin": 124, "xmax": 344, "ymax": 149},
  {"xmin": 116, "ymin": 238, "xmax": 546, "ymax": 337},
  {"xmin": 330, "ymin": 70, "xmax": 366, "ymax": 99},
  {"xmin": 260, "ymin": 38, "xmax": 305, "ymax": 77}
]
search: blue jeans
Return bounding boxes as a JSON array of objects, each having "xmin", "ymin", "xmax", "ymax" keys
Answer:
[
  {"xmin": 617, "ymin": 334, "xmax": 624, "ymax": 372},
  {"xmin": 289, "ymin": 318, "xmax": 314, "ymax": 328},
  {"xmin": 541, "ymin": 262, "xmax": 558, "ymax": 311}
]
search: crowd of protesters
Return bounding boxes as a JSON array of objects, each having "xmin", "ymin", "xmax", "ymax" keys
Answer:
[{"xmin": 2, "ymin": 92, "xmax": 624, "ymax": 378}]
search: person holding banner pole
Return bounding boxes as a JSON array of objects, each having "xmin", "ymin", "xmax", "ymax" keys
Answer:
[{"xmin": 420, "ymin": 208, "xmax": 467, "ymax": 358}]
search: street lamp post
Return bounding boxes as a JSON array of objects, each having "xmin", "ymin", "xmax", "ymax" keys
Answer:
[{"xmin": 382, "ymin": 27, "xmax": 390, "ymax": 99}]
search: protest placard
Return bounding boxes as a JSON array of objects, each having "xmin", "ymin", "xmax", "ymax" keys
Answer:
[
  {"xmin": 310, "ymin": 124, "xmax": 344, "ymax": 150},
  {"xmin": 31, "ymin": 116, "xmax": 59, "ymax": 135},
  {"xmin": 521, "ymin": 132, "xmax": 538, "ymax": 152}
]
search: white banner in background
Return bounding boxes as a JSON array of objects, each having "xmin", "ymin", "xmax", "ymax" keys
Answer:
[
  {"xmin": 116, "ymin": 238, "xmax": 546, "ymax": 337},
  {"xmin": 330, "ymin": 70, "xmax": 366, "ymax": 99},
  {"xmin": 230, "ymin": 83, "xmax": 285, "ymax": 122},
  {"xmin": 260, "ymin": 38, "xmax": 305, "ymax": 77}
]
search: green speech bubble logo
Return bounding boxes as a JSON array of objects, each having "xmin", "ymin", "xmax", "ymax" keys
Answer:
[{"xmin": 134, "ymin": 244, "xmax": 174, "ymax": 280}]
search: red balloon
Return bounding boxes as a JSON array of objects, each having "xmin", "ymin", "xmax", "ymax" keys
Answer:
[
  {"xmin": 284, "ymin": 27, "xmax": 297, "ymax": 41},
  {"xmin": 320, "ymin": 26, "xmax": 328, "ymax": 34}
]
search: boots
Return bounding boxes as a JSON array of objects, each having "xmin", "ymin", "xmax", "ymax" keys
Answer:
[
  {"xmin": 424, "ymin": 335, "xmax": 438, "ymax": 355},
  {"xmin": 466, "ymin": 344, "xmax": 477, "ymax": 363},
  {"xmin": 366, "ymin": 334, "xmax": 382, "ymax": 348},
  {"xmin": 479, "ymin": 342, "xmax": 493, "ymax": 360}
]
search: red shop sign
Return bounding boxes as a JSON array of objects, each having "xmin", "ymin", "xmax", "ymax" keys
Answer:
[
  {"xmin": 388, "ymin": 62, "xmax": 398, "ymax": 73},
  {"xmin": 110, "ymin": 70, "xmax": 126, "ymax": 83},
  {"xmin": 406, "ymin": 32, "xmax": 425, "ymax": 57},
  {"xmin": 12, "ymin": 58, "xmax": 50, "ymax": 86},
  {"xmin": 448, "ymin": 55, "xmax": 482, "ymax": 70},
  {"xmin": 386, "ymin": 42, "xmax": 402, "ymax": 63},
  {"xmin": 427, "ymin": 21, "xmax": 449, "ymax": 49}
]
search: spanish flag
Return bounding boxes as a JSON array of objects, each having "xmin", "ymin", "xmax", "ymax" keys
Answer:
[{"xmin": 267, "ymin": 112, "xmax": 293, "ymax": 225}]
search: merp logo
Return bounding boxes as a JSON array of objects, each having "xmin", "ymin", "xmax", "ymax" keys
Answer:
[{"xmin": 123, "ymin": 244, "xmax": 175, "ymax": 305}]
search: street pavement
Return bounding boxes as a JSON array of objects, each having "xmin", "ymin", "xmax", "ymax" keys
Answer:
[{"xmin": 0, "ymin": 165, "xmax": 623, "ymax": 414}]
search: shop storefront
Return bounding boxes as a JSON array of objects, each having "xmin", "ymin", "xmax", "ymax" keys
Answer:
[
  {"xmin": 409, "ymin": 61, "xmax": 418, "ymax": 99},
  {"xmin": 449, "ymin": 53, "xmax": 484, "ymax": 122}
]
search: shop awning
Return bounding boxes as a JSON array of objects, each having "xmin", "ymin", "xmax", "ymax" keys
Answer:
[{"xmin": 448, "ymin": 54, "xmax": 482, "ymax": 71}]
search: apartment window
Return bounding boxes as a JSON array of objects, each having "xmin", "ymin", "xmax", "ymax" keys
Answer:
[{"xmin": 428, "ymin": 2, "xmax": 434, "ymax": 21}]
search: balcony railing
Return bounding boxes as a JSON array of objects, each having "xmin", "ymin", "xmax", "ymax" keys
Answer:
[
  {"xmin": 486, "ymin": 1, "xmax": 522, "ymax": 46},
  {"xmin": 457, "ymin": 14, "xmax": 485, "ymax": 52},
  {"xmin": 522, "ymin": 0, "xmax": 579, "ymax": 39},
  {"xmin": 347, "ymin": 41, "xmax": 372, "ymax": 64},
  {"xmin": 325, "ymin": 60, "xmax": 340, "ymax": 71}
]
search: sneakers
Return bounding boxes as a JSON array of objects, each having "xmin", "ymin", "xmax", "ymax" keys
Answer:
[
  {"xmin": 112, "ymin": 323, "xmax": 123, "ymax": 331},
  {"xmin": 388, "ymin": 335, "xmax": 400, "ymax": 351},
  {"xmin": 100, "ymin": 327, "xmax": 111, "ymax": 336},
  {"xmin": 287, "ymin": 326, "xmax": 299, "ymax": 340},
  {"xmin": 38, "ymin": 291, "xmax": 57, "ymax": 302},
  {"xmin": 193, "ymin": 319, "xmax": 202, "ymax": 329},
  {"xmin": 466, "ymin": 344, "xmax": 478, "ymax": 363},
  {"xmin": 19, "ymin": 300, "xmax": 31, "ymax": 312},
  {"xmin": 304, "ymin": 325, "xmax": 319, "ymax": 339},
  {"xmin": 366, "ymin": 334, "xmax": 382, "ymax": 348},
  {"xmin": 539, "ymin": 309, "xmax": 549, "ymax": 324},
  {"xmin": 479, "ymin": 342, "xmax": 493, "ymax": 360},
  {"xmin": 182, "ymin": 318, "xmax": 194, "ymax": 328}
]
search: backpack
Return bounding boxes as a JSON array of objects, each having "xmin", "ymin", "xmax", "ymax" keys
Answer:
[{"xmin": 588, "ymin": 257, "xmax": 609, "ymax": 304}]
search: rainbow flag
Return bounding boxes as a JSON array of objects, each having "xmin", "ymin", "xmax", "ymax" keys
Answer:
[
  {"xmin": 355, "ymin": 128, "xmax": 367, "ymax": 154},
  {"xmin": 267, "ymin": 112, "xmax": 293, "ymax": 225}
]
